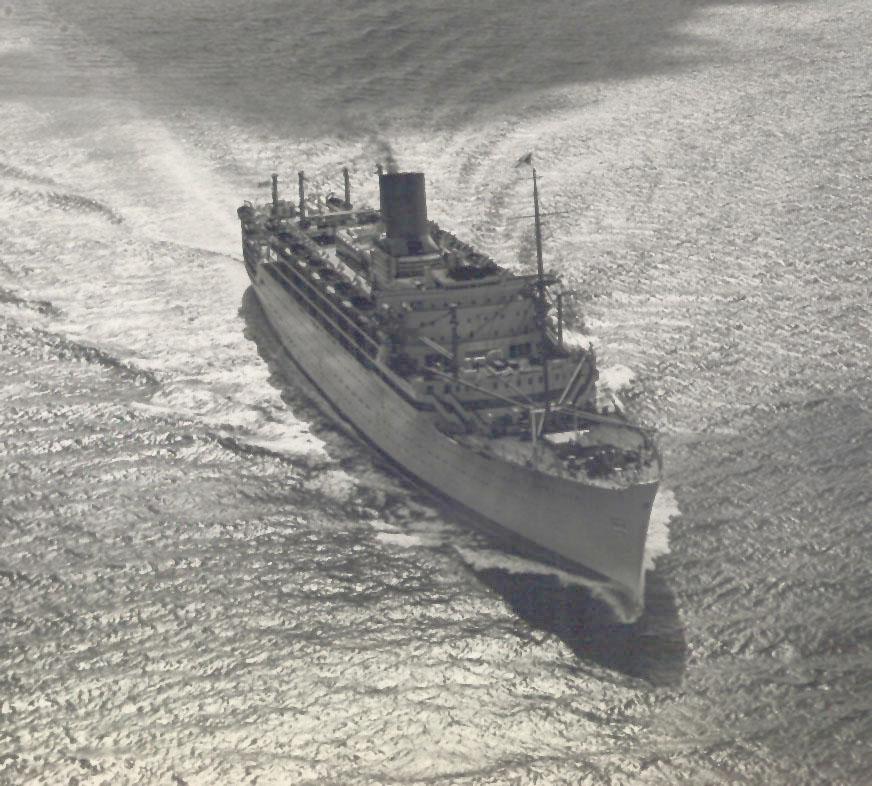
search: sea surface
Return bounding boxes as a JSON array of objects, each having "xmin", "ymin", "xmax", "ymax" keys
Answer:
[{"xmin": 1, "ymin": 1, "xmax": 871, "ymax": 783}]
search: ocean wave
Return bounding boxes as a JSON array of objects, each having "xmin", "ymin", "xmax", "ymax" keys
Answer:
[
  {"xmin": 374, "ymin": 531, "xmax": 437, "ymax": 549},
  {"xmin": 208, "ymin": 430, "xmax": 327, "ymax": 465},
  {"xmin": 0, "ymin": 35, "xmax": 34, "ymax": 55},
  {"xmin": 0, "ymin": 160, "xmax": 56, "ymax": 185},
  {"xmin": 3, "ymin": 186, "xmax": 122, "ymax": 224},
  {"xmin": 2, "ymin": 320, "xmax": 158, "ymax": 387},
  {"xmin": 0, "ymin": 286, "xmax": 60, "ymax": 316}
]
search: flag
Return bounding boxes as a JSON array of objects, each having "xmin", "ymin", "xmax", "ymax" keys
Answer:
[{"xmin": 515, "ymin": 152, "xmax": 534, "ymax": 167}]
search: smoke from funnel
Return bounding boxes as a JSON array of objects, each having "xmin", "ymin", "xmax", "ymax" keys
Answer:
[{"xmin": 370, "ymin": 136, "xmax": 399, "ymax": 174}]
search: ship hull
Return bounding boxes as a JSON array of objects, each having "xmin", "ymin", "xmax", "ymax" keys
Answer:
[{"xmin": 250, "ymin": 266, "xmax": 658, "ymax": 614}]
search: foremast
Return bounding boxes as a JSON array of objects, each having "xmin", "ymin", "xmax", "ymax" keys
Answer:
[{"xmin": 531, "ymin": 164, "xmax": 552, "ymax": 419}]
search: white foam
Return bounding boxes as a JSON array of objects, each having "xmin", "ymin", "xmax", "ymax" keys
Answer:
[
  {"xmin": 644, "ymin": 487, "xmax": 679, "ymax": 571},
  {"xmin": 236, "ymin": 423, "xmax": 325, "ymax": 457},
  {"xmin": 131, "ymin": 393, "xmax": 326, "ymax": 459},
  {"xmin": 374, "ymin": 532, "xmax": 432, "ymax": 549},
  {"xmin": 369, "ymin": 520, "xmax": 401, "ymax": 533},
  {"xmin": 561, "ymin": 327, "xmax": 599, "ymax": 351},
  {"xmin": 306, "ymin": 468, "xmax": 360, "ymax": 503},
  {"xmin": 598, "ymin": 364, "xmax": 636, "ymax": 392},
  {"xmin": 0, "ymin": 36, "xmax": 33, "ymax": 54},
  {"xmin": 454, "ymin": 546, "xmax": 594, "ymax": 584}
]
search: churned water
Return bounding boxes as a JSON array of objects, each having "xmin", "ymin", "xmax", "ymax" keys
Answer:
[{"xmin": 1, "ymin": 0, "xmax": 871, "ymax": 783}]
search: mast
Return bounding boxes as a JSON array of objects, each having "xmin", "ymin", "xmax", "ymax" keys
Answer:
[
  {"xmin": 298, "ymin": 170, "xmax": 306, "ymax": 218},
  {"xmin": 342, "ymin": 166, "xmax": 351, "ymax": 208},
  {"xmin": 449, "ymin": 303, "xmax": 460, "ymax": 379},
  {"xmin": 532, "ymin": 167, "xmax": 551, "ymax": 414}
]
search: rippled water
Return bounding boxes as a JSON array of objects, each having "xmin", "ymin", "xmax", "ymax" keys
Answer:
[{"xmin": 2, "ymin": 0, "xmax": 871, "ymax": 783}]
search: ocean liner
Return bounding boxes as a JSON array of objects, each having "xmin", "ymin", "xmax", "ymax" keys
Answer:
[{"xmin": 237, "ymin": 163, "xmax": 661, "ymax": 615}]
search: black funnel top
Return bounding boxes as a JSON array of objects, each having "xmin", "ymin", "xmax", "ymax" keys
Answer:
[{"xmin": 379, "ymin": 172, "xmax": 438, "ymax": 256}]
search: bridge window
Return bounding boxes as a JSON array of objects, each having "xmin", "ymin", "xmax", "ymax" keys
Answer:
[{"xmin": 509, "ymin": 342, "xmax": 532, "ymax": 358}]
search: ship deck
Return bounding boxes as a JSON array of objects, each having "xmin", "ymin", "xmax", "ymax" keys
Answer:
[{"xmin": 458, "ymin": 428, "xmax": 660, "ymax": 488}]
